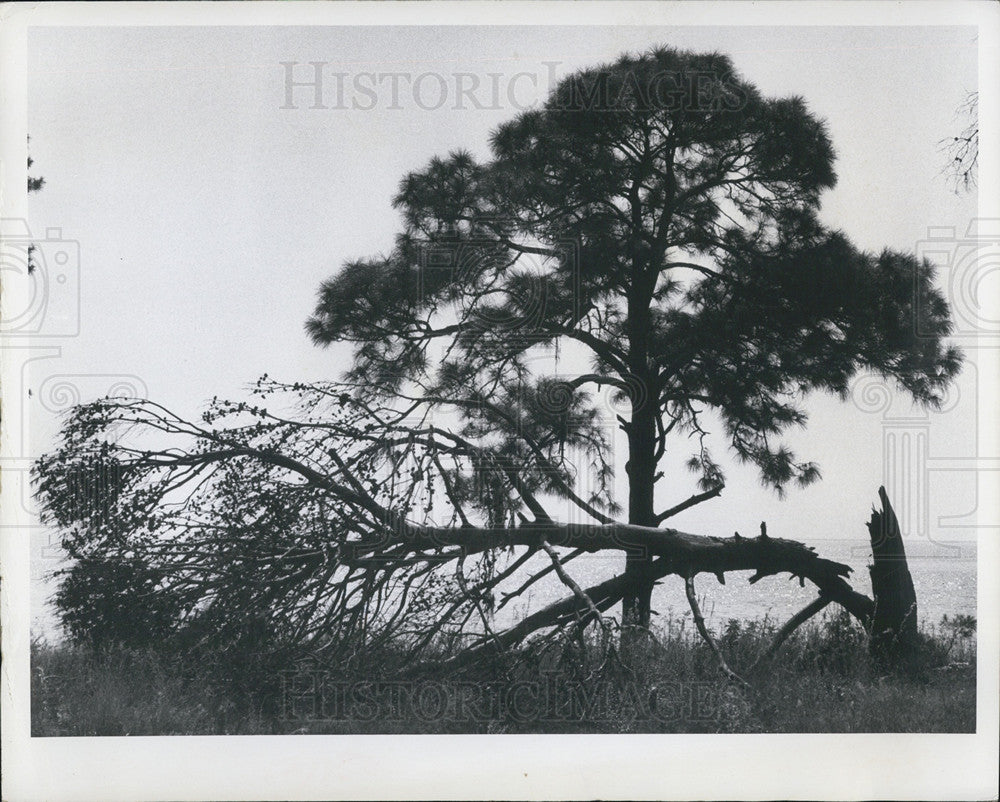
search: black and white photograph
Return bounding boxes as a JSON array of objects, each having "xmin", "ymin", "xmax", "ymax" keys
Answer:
[{"xmin": 2, "ymin": 2, "xmax": 998, "ymax": 799}]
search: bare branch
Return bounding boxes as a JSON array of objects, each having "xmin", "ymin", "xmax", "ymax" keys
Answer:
[
  {"xmin": 539, "ymin": 539, "xmax": 605, "ymax": 627},
  {"xmin": 655, "ymin": 484, "xmax": 724, "ymax": 524},
  {"xmin": 748, "ymin": 594, "xmax": 831, "ymax": 673},
  {"xmin": 684, "ymin": 575, "xmax": 747, "ymax": 686}
]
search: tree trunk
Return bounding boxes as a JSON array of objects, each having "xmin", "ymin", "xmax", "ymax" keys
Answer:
[
  {"xmin": 622, "ymin": 401, "xmax": 657, "ymax": 636},
  {"xmin": 622, "ymin": 250, "xmax": 659, "ymax": 638},
  {"xmin": 867, "ymin": 486, "xmax": 920, "ymax": 669}
]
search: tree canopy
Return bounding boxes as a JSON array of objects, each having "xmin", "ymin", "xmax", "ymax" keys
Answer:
[{"xmin": 37, "ymin": 46, "xmax": 960, "ymax": 671}]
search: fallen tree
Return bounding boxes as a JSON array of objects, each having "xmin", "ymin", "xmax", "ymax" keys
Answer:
[{"xmin": 37, "ymin": 389, "xmax": 908, "ymax": 680}]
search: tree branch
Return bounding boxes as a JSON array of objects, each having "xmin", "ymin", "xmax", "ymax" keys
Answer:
[
  {"xmin": 748, "ymin": 594, "xmax": 831, "ymax": 674},
  {"xmin": 539, "ymin": 538, "xmax": 605, "ymax": 628},
  {"xmin": 654, "ymin": 484, "xmax": 724, "ymax": 523},
  {"xmin": 684, "ymin": 574, "xmax": 747, "ymax": 685}
]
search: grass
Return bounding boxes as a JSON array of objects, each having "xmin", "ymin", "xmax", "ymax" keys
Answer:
[{"xmin": 31, "ymin": 610, "xmax": 976, "ymax": 736}]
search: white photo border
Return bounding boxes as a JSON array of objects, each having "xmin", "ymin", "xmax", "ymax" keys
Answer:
[{"xmin": 2, "ymin": 2, "xmax": 997, "ymax": 800}]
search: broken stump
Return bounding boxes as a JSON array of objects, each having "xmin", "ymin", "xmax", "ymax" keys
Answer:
[{"xmin": 867, "ymin": 486, "xmax": 920, "ymax": 669}]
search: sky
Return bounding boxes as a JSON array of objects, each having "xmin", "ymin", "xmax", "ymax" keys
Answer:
[{"xmin": 24, "ymin": 24, "xmax": 985, "ymax": 633}]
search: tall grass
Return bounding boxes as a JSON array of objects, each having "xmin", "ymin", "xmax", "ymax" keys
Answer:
[{"xmin": 31, "ymin": 610, "xmax": 976, "ymax": 736}]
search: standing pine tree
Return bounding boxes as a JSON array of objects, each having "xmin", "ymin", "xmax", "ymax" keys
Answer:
[{"xmin": 305, "ymin": 47, "xmax": 961, "ymax": 633}]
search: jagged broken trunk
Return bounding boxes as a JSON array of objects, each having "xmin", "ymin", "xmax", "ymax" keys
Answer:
[{"xmin": 867, "ymin": 486, "xmax": 920, "ymax": 668}]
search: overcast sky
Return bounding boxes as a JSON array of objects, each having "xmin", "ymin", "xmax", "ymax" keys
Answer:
[{"xmin": 26, "ymin": 24, "xmax": 982, "ymax": 586}]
